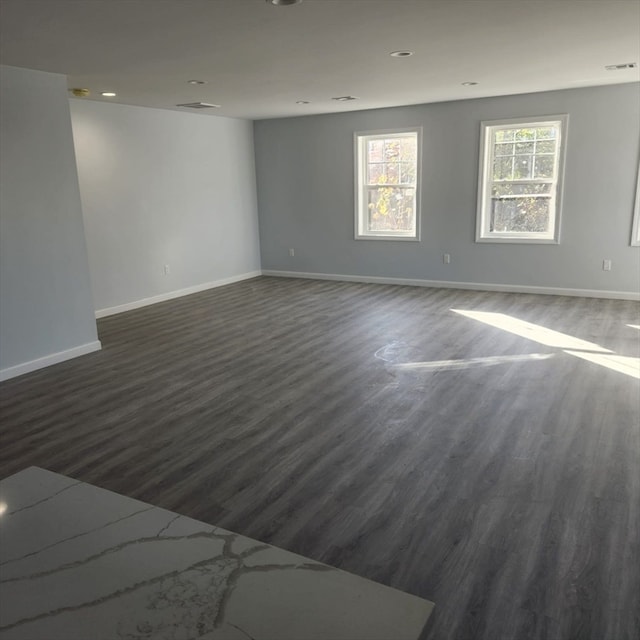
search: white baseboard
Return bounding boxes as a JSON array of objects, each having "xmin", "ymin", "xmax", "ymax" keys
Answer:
[
  {"xmin": 0, "ymin": 340, "xmax": 102, "ymax": 382},
  {"xmin": 261, "ymin": 269, "xmax": 640, "ymax": 301},
  {"xmin": 95, "ymin": 271, "xmax": 262, "ymax": 319}
]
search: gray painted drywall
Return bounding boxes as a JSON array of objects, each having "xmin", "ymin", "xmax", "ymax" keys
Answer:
[
  {"xmin": 0, "ymin": 65, "xmax": 99, "ymax": 371},
  {"xmin": 70, "ymin": 100, "xmax": 261, "ymax": 311},
  {"xmin": 255, "ymin": 84, "xmax": 640, "ymax": 294}
]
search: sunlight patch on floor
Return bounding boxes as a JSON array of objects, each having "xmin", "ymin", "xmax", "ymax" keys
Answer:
[
  {"xmin": 565, "ymin": 351, "xmax": 640, "ymax": 379},
  {"xmin": 451, "ymin": 310, "xmax": 612, "ymax": 352},
  {"xmin": 452, "ymin": 310, "xmax": 640, "ymax": 380}
]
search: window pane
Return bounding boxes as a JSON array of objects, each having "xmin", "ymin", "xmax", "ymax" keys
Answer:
[
  {"xmin": 400, "ymin": 162, "xmax": 416, "ymax": 184},
  {"xmin": 384, "ymin": 139, "xmax": 401, "ymax": 161},
  {"xmin": 513, "ymin": 156, "xmax": 533, "ymax": 179},
  {"xmin": 385, "ymin": 163, "xmax": 400, "ymax": 184},
  {"xmin": 535, "ymin": 140, "xmax": 556, "ymax": 154},
  {"xmin": 493, "ymin": 156, "xmax": 514, "ymax": 181},
  {"xmin": 515, "ymin": 141, "xmax": 535, "ymax": 155},
  {"xmin": 367, "ymin": 187, "xmax": 415, "ymax": 232},
  {"xmin": 495, "ymin": 129, "xmax": 515, "ymax": 142},
  {"xmin": 534, "ymin": 155, "xmax": 555, "ymax": 179},
  {"xmin": 368, "ymin": 140, "xmax": 384, "ymax": 162},
  {"xmin": 515, "ymin": 128, "xmax": 536, "ymax": 141},
  {"xmin": 494, "ymin": 142, "xmax": 514, "ymax": 157},
  {"xmin": 368, "ymin": 163, "xmax": 384, "ymax": 184},
  {"xmin": 399, "ymin": 136, "xmax": 417, "ymax": 162},
  {"xmin": 535, "ymin": 127, "xmax": 556, "ymax": 139},
  {"xmin": 490, "ymin": 196, "xmax": 551, "ymax": 233}
]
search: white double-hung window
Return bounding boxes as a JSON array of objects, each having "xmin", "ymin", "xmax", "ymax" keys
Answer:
[
  {"xmin": 355, "ymin": 128, "xmax": 421, "ymax": 240},
  {"xmin": 476, "ymin": 115, "xmax": 568, "ymax": 243},
  {"xmin": 631, "ymin": 163, "xmax": 640, "ymax": 246}
]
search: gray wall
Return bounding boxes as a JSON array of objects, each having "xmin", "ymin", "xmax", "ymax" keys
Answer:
[
  {"xmin": 70, "ymin": 100, "xmax": 261, "ymax": 312},
  {"xmin": 0, "ymin": 66, "xmax": 99, "ymax": 372},
  {"xmin": 255, "ymin": 84, "xmax": 640, "ymax": 294}
]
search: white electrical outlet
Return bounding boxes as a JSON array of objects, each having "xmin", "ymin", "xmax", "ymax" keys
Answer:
[
  {"xmin": 289, "ymin": 248, "xmax": 295, "ymax": 257},
  {"xmin": 603, "ymin": 259, "xmax": 612, "ymax": 271},
  {"xmin": 443, "ymin": 253, "xmax": 451, "ymax": 264},
  {"xmin": 164, "ymin": 264, "xmax": 170, "ymax": 275}
]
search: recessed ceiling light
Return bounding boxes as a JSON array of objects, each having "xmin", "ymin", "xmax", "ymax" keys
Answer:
[
  {"xmin": 187, "ymin": 80, "xmax": 206, "ymax": 85},
  {"xmin": 461, "ymin": 82, "xmax": 478, "ymax": 86},
  {"xmin": 70, "ymin": 88, "xmax": 90, "ymax": 97},
  {"xmin": 296, "ymin": 100, "xmax": 310, "ymax": 104},
  {"xmin": 100, "ymin": 91, "xmax": 117, "ymax": 97},
  {"xmin": 605, "ymin": 62, "xmax": 637, "ymax": 70},
  {"xmin": 332, "ymin": 96, "xmax": 358, "ymax": 102},
  {"xmin": 267, "ymin": 0, "xmax": 302, "ymax": 5},
  {"xmin": 390, "ymin": 51, "xmax": 413, "ymax": 58}
]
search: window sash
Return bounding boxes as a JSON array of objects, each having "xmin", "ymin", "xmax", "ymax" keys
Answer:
[{"xmin": 363, "ymin": 186, "xmax": 417, "ymax": 235}]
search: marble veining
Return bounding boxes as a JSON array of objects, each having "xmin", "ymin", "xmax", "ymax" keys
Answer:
[{"xmin": 0, "ymin": 467, "xmax": 434, "ymax": 640}]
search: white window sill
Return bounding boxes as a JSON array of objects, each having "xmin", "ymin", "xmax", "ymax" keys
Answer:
[
  {"xmin": 355, "ymin": 234, "xmax": 420, "ymax": 242},
  {"xmin": 476, "ymin": 235, "xmax": 559, "ymax": 245}
]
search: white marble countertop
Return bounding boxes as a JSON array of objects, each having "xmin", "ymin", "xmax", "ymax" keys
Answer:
[{"xmin": 0, "ymin": 467, "xmax": 434, "ymax": 640}]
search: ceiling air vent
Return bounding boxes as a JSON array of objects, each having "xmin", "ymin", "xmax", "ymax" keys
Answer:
[
  {"xmin": 176, "ymin": 102, "xmax": 221, "ymax": 109},
  {"xmin": 604, "ymin": 62, "xmax": 637, "ymax": 70}
]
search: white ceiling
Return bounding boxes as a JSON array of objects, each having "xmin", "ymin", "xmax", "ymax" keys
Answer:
[{"xmin": 1, "ymin": 0, "xmax": 639, "ymax": 120}]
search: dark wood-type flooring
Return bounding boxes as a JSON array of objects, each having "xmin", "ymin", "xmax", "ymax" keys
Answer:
[{"xmin": 1, "ymin": 276, "xmax": 639, "ymax": 640}]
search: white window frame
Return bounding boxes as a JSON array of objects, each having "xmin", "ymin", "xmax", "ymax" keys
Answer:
[
  {"xmin": 354, "ymin": 127, "xmax": 422, "ymax": 241},
  {"xmin": 631, "ymin": 161, "xmax": 640, "ymax": 246},
  {"xmin": 476, "ymin": 114, "xmax": 568, "ymax": 244}
]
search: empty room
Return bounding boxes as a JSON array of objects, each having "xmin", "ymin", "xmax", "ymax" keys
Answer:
[{"xmin": 0, "ymin": 1, "xmax": 639, "ymax": 639}]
